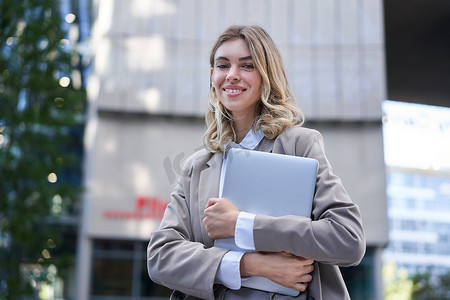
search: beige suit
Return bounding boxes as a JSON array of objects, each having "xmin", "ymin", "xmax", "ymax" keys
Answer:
[{"xmin": 148, "ymin": 127, "xmax": 366, "ymax": 300}]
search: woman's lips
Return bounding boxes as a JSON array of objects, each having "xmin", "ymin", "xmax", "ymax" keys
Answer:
[{"xmin": 223, "ymin": 87, "xmax": 246, "ymax": 96}]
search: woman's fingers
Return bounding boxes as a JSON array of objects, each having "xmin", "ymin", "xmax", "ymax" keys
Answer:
[
  {"xmin": 203, "ymin": 198, "xmax": 240, "ymax": 239},
  {"xmin": 205, "ymin": 198, "xmax": 219, "ymax": 209},
  {"xmin": 292, "ymin": 281, "xmax": 309, "ymax": 292},
  {"xmin": 246, "ymin": 252, "xmax": 314, "ymax": 291}
]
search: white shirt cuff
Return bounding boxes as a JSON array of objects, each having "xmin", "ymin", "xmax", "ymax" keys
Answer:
[
  {"xmin": 235, "ymin": 211, "xmax": 256, "ymax": 251},
  {"xmin": 216, "ymin": 251, "xmax": 245, "ymax": 290}
]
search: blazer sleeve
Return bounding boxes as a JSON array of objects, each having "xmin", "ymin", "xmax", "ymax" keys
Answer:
[
  {"xmin": 253, "ymin": 128, "xmax": 366, "ymax": 266},
  {"xmin": 147, "ymin": 156, "xmax": 228, "ymax": 300}
]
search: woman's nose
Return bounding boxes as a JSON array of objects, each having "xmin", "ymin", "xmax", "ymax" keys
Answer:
[{"xmin": 226, "ymin": 65, "xmax": 240, "ymax": 82}]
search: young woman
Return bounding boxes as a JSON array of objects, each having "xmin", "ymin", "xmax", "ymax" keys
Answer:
[{"xmin": 148, "ymin": 25, "xmax": 365, "ymax": 300}]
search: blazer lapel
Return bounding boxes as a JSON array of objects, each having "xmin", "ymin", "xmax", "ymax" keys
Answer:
[
  {"xmin": 198, "ymin": 151, "xmax": 223, "ymax": 246},
  {"xmin": 257, "ymin": 136, "xmax": 275, "ymax": 153}
]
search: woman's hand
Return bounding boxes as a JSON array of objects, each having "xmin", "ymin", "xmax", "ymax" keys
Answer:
[
  {"xmin": 241, "ymin": 252, "xmax": 314, "ymax": 292},
  {"xmin": 203, "ymin": 198, "xmax": 240, "ymax": 239}
]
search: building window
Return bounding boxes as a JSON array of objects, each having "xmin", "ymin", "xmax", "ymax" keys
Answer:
[
  {"xmin": 341, "ymin": 247, "xmax": 375, "ymax": 299},
  {"xmin": 91, "ymin": 239, "xmax": 171, "ymax": 299},
  {"xmin": 92, "ymin": 257, "xmax": 134, "ymax": 295}
]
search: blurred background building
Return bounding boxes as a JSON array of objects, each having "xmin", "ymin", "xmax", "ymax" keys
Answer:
[
  {"xmin": 382, "ymin": 101, "xmax": 450, "ymax": 275},
  {"xmin": 77, "ymin": 0, "xmax": 388, "ymax": 299}
]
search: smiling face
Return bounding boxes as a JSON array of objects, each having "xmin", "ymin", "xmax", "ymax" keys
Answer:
[{"xmin": 211, "ymin": 38, "xmax": 262, "ymax": 121}]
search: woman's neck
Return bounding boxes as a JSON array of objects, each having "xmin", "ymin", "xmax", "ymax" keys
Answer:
[{"xmin": 233, "ymin": 116, "xmax": 254, "ymax": 144}]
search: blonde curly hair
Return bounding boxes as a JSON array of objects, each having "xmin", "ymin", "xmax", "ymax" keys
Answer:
[{"xmin": 203, "ymin": 25, "xmax": 305, "ymax": 152}]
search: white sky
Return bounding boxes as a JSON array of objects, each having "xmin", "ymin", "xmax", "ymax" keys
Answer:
[{"xmin": 382, "ymin": 100, "xmax": 450, "ymax": 172}]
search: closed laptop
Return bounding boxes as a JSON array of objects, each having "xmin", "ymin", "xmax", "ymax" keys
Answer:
[{"xmin": 214, "ymin": 148, "xmax": 318, "ymax": 296}]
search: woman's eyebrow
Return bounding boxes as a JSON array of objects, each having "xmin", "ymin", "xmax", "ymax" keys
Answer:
[
  {"xmin": 214, "ymin": 56, "xmax": 253, "ymax": 62},
  {"xmin": 215, "ymin": 56, "xmax": 229, "ymax": 62},
  {"xmin": 239, "ymin": 56, "xmax": 253, "ymax": 61}
]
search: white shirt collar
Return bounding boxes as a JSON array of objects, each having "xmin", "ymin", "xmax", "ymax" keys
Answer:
[{"xmin": 226, "ymin": 129, "xmax": 265, "ymax": 151}]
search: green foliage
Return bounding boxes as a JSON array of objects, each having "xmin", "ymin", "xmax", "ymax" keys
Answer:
[
  {"xmin": 411, "ymin": 271, "xmax": 450, "ymax": 300},
  {"xmin": 383, "ymin": 263, "xmax": 450, "ymax": 300},
  {"xmin": 0, "ymin": 0, "xmax": 86, "ymax": 298},
  {"xmin": 383, "ymin": 263, "xmax": 414, "ymax": 300}
]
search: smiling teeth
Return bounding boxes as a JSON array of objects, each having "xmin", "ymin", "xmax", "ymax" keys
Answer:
[{"xmin": 225, "ymin": 89, "xmax": 241, "ymax": 93}]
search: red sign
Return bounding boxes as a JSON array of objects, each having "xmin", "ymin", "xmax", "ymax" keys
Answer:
[{"xmin": 103, "ymin": 196, "xmax": 169, "ymax": 220}]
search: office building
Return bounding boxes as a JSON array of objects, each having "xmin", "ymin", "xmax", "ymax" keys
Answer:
[
  {"xmin": 382, "ymin": 101, "xmax": 450, "ymax": 276},
  {"xmin": 75, "ymin": 1, "xmax": 388, "ymax": 299}
]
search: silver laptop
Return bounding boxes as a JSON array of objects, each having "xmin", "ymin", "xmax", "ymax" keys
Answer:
[{"xmin": 214, "ymin": 148, "xmax": 318, "ymax": 296}]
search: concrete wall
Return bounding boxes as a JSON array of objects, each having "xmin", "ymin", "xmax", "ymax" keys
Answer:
[
  {"xmin": 87, "ymin": 0, "xmax": 388, "ymax": 243},
  {"xmin": 89, "ymin": 0, "xmax": 386, "ymax": 120},
  {"xmin": 85, "ymin": 0, "xmax": 389, "ymax": 249}
]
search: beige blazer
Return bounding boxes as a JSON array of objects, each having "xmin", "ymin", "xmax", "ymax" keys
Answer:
[{"xmin": 148, "ymin": 127, "xmax": 366, "ymax": 300}]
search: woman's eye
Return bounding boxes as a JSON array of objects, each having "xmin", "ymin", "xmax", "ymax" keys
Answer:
[
  {"xmin": 216, "ymin": 64, "xmax": 229, "ymax": 69},
  {"xmin": 243, "ymin": 64, "xmax": 254, "ymax": 69}
]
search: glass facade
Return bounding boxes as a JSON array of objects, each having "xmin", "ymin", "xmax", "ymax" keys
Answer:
[
  {"xmin": 90, "ymin": 239, "xmax": 171, "ymax": 299},
  {"xmin": 382, "ymin": 100, "xmax": 450, "ymax": 277},
  {"xmin": 383, "ymin": 170, "xmax": 450, "ymax": 275},
  {"xmin": 341, "ymin": 247, "xmax": 376, "ymax": 300}
]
